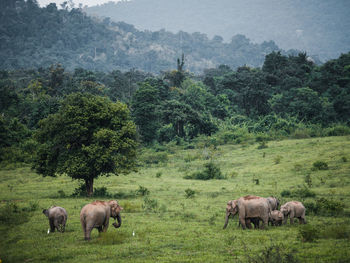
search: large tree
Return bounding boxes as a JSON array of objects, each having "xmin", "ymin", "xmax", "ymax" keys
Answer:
[{"xmin": 32, "ymin": 93, "xmax": 137, "ymax": 196}]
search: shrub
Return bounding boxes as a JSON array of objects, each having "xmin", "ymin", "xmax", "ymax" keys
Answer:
[
  {"xmin": 274, "ymin": 155, "xmax": 282, "ymax": 164},
  {"xmin": 71, "ymin": 184, "xmax": 111, "ymax": 197},
  {"xmin": 321, "ymin": 224, "xmax": 350, "ymax": 239},
  {"xmin": 136, "ymin": 185, "xmax": 150, "ymax": 196},
  {"xmin": 293, "ymin": 186, "xmax": 316, "ymax": 198},
  {"xmin": 244, "ymin": 243, "xmax": 299, "ymax": 263},
  {"xmin": 185, "ymin": 188, "xmax": 196, "ymax": 199},
  {"xmin": 155, "ymin": 172, "xmax": 162, "ymax": 178},
  {"xmin": 312, "ymin": 161, "xmax": 328, "ymax": 170},
  {"xmin": 304, "ymin": 198, "xmax": 345, "ymax": 216},
  {"xmin": 142, "ymin": 197, "xmax": 158, "ymax": 212},
  {"xmin": 57, "ymin": 190, "xmax": 66, "ymax": 198},
  {"xmin": 299, "ymin": 224, "xmax": 319, "ymax": 242},
  {"xmin": 281, "ymin": 190, "xmax": 291, "ymax": 197},
  {"xmin": 141, "ymin": 152, "xmax": 168, "ymax": 165},
  {"xmin": 326, "ymin": 125, "xmax": 350, "ymax": 136},
  {"xmin": 0, "ymin": 201, "xmax": 37, "ymax": 226},
  {"xmin": 304, "ymin": 173, "xmax": 312, "ymax": 188},
  {"xmin": 184, "ymin": 162, "xmax": 225, "ymax": 180},
  {"xmin": 257, "ymin": 141, "xmax": 268, "ymax": 149}
]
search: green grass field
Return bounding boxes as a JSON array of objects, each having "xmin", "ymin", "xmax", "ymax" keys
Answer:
[{"xmin": 1, "ymin": 136, "xmax": 350, "ymax": 262}]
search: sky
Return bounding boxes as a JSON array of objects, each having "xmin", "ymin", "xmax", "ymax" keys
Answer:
[{"xmin": 37, "ymin": 0, "xmax": 120, "ymax": 7}]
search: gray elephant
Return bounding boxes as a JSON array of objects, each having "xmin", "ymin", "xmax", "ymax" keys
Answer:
[
  {"xmin": 43, "ymin": 206, "xmax": 67, "ymax": 233},
  {"xmin": 223, "ymin": 195, "xmax": 270, "ymax": 229},
  {"xmin": 269, "ymin": 210, "xmax": 284, "ymax": 226},
  {"xmin": 266, "ymin": 196, "xmax": 280, "ymax": 210},
  {"xmin": 224, "ymin": 200, "xmax": 260, "ymax": 229},
  {"xmin": 280, "ymin": 201, "xmax": 306, "ymax": 225},
  {"xmin": 80, "ymin": 200, "xmax": 123, "ymax": 240}
]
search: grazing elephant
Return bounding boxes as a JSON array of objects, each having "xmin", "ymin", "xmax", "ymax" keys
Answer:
[
  {"xmin": 80, "ymin": 200, "xmax": 123, "ymax": 240},
  {"xmin": 280, "ymin": 201, "xmax": 306, "ymax": 225},
  {"xmin": 269, "ymin": 210, "xmax": 284, "ymax": 226},
  {"xmin": 223, "ymin": 195, "xmax": 270, "ymax": 229},
  {"xmin": 224, "ymin": 200, "xmax": 261, "ymax": 229},
  {"xmin": 266, "ymin": 196, "xmax": 280, "ymax": 210},
  {"xmin": 43, "ymin": 206, "xmax": 67, "ymax": 233}
]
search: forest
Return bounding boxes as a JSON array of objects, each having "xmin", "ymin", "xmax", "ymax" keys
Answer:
[
  {"xmin": 1, "ymin": 50, "xmax": 350, "ymax": 166},
  {"xmin": 1, "ymin": 0, "xmax": 298, "ymax": 74}
]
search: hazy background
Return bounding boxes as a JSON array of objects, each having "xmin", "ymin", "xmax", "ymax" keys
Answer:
[{"xmin": 86, "ymin": 0, "xmax": 350, "ymax": 61}]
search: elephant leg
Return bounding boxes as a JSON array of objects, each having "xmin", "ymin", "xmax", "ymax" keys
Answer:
[
  {"xmin": 245, "ymin": 219, "xmax": 252, "ymax": 229},
  {"xmin": 49, "ymin": 219, "xmax": 55, "ymax": 232},
  {"xmin": 289, "ymin": 211, "xmax": 295, "ymax": 225},
  {"xmin": 260, "ymin": 217, "xmax": 268, "ymax": 229},
  {"xmin": 239, "ymin": 216, "xmax": 247, "ymax": 229}
]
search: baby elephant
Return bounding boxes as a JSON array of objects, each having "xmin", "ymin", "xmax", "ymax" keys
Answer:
[
  {"xmin": 269, "ymin": 210, "xmax": 284, "ymax": 226},
  {"xmin": 43, "ymin": 206, "xmax": 67, "ymax": 233}
]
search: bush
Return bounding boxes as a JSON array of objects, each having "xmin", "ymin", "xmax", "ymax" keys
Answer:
[
  {"xmin": 71, "ymin": 184, "xmax": 111, "ymax": 197},
  {"xmin": 281, "ymin": 190, "xmax": 291, "ymax": 197},
  {"xmin": 299, "ymin": 224, "xmax": 319, "ymax": 242},
  {"xmin": 0, "ymin": 201, "xmax": 37, "ymax": 226},
  {"xmin": 304, "ymin": 198, "xmax": 345, "ymax": 216},
  {"xmin": 184, "ymin": 162, "xmax": 225, "ymax": 180},
  {"xmin": 320, "ymin": 224, "xmax": 350, "ymax": 239},
  {"xmin": 142, "ymin": 197, "xmax": 158, "ymax": 212},
  {"xmin": 244, "ymin": 243, "xmax": 299, "ymax": 263},
  {"xmin": 141, "ymin": 152, "xmax": 168, "ymax": 165},
  {"xmin": 136, "ymin": 185, "xmax": 150, "ymax": 196},
  {"xmin": 293, "ymin": 186, "xmax": 316, "ymax": 198},
  {"xmin": 312, "ymin": 161, "xmax": 328, "ymax": 170},
  {"xmin": 326, "ymin": 125, "xmax": 350, "ymax": 136},
  {"xmin": 185, "ymin": 188, "xmax": 196, "ymax": 198}
]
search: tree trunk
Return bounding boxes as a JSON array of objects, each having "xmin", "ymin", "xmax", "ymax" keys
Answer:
[{"xmin": 85, "ymin": 178, "xmax": 94, "ymax": 197}]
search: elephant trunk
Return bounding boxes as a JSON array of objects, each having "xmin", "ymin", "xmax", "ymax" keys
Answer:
[
  {"xmin": 113, "ymin": 213, "xmax": 122, "ymax": 228},
  {"xmin": 223, "ymin": 214, "xmax": 230, "ymax": 229}
]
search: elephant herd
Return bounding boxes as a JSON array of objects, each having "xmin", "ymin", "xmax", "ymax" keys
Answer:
[
  {"xmin": 223, "ymin": 195, "xmax": 306, "ymax": 229},
  {"xmin": 43, "ymin": 200, "xmax": 123, "ymax": 240},
  {"xmin": 42, "ymin": 195, "xmax": 306, "ymax": 241}
]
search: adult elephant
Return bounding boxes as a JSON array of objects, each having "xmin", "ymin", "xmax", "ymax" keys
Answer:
[
  {"xmin": 266, "ymin": 196, "xmax": 280, "ymax": 210},
  {"xmin": 223, "ymin": 195, "xmax": 270, "ymax": 229},
  {"xmin": 280, "ymin": 201, "xmax": 306, "ymax": 225},
  {"xmin": 80, "ymin": 200, "xmax": 123, "ymax": 240},
  {"xmin": 43, "ymin": 206, "xmax": 67, "ymax": 233}
]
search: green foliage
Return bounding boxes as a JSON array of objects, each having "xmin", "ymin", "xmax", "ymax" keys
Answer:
[
  {"xmin": 299, "ymin": 224, "xmax": 319, "ymax": 242},
  {"xmin": 71, "ymin": 184, "xmax": 111, "ymax": 197},
  {"xmin": 184, "ymin": 162, "xmax": 225, "ymax": 180},
  {"xmin": 304, "ymin": 198, "xmax": 345, "ymax": 216},
  {"xmin": 0, "ymin": 201, "xmax": 37, "ymax": 226},
  {"xmin": 244, "ymin": 243, "xmax": 299, "ymax": 263},
  {"xmin": 141, "ymin": 151, "xmax": 168, "ymax": 165},
  {"xmin": 136, "ymin": 186, "xmax": 150, "ymax": 196},
  {"xmin": 281, "ymin": 186, "xmax": 316, "ymax": 199},
  {"xmin": 142, "ymin": 197, "xmax": 158, "ymax": 212},
  {"xmin": 184, "ymin": 188, "xmax": 196, "ymax": 199},
  {"xmin": 32, "ymin": 93, "xmax": 137, "ymax": 196},
  {"xmin": 312, "ymin": 161, "xmax": 329, "ymax": 170}
]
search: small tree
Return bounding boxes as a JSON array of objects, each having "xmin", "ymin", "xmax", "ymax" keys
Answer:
[{"xmin": 32, "ymin": 93, "xmax": 137, "ymax": 196}]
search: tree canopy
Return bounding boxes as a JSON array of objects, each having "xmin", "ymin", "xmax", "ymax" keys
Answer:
[{"xmin": 32, "ymin": 93, "xmax": 137, "ymax": 196}]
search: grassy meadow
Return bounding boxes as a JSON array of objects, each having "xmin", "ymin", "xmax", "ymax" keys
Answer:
[{"xmin": 1, "ymin": 136, "xmax": 350, "ymax": 262}]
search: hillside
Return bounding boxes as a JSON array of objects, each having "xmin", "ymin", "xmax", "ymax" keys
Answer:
[
  {"xmin": 86, "ymin": 0, "xmax": 350, "ymax": 62},
  {"xmin": 0, "ymin": 136, "xmax": 349, "ymax": 262},
  {"xmin": 0, "ymin": 0, "xmax": 294, "ymax": 74}
]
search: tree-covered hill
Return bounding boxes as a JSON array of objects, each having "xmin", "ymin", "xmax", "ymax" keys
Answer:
[
  {"xmin": 86, "ymin": 0, "xmax": 350, "ymax": 62},
  {"xmin": 1, "ymin": 0, "xmax": 296, "ymax": 74}
]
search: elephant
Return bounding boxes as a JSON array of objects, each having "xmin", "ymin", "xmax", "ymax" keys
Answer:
[
  {"xmin": 269, "ymin": 210, "xmax": 284, "ymax": 226},
  {"xmin": 224, "ymin": 200, "xmax": 261, "ymax": 229},
  {"xmin": 43, "ymin": 206, "xmax": 67, "ymax": 233},
  {"xmin": 223, "ymin": 195, "xmax": 270, "ymax": 229},
  {"xmin": 280, "ymin": 201, "xmax": 306, "ymax": 225},
  {"xmin": 80, "ymin": 200, "xmax": 123, "ymax": 240},
  {"xmin": 266, "ymin": 196, "xmax": 280, "ymax": 210}
]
